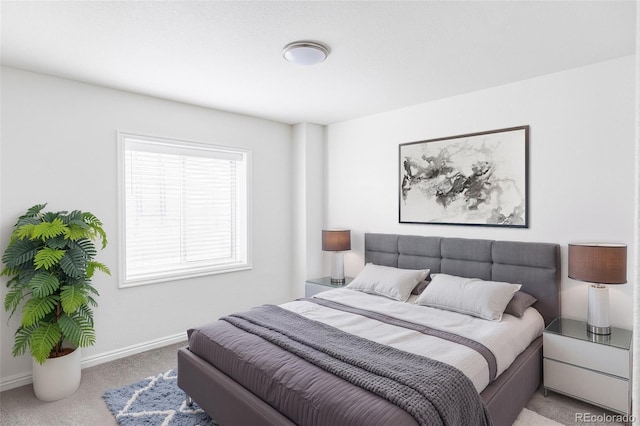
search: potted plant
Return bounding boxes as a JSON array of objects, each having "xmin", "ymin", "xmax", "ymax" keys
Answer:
[{"xmin": 1, "ymin": 203, "xmax": 110, "ymax": 401}]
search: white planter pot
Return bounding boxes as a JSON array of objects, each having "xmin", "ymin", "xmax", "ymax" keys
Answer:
[{"xmin": 32, "ymin": 347, "xmax": 81, "ymax": 401}]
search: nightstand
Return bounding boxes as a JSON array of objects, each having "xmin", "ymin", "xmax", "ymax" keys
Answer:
[
  {"xmin": 543, "ymin": 318, "xmax": 632, "ymax": 415},
  {"xmin": 305, "ymin": 276, "xmax": 353, "ymax": 297}
]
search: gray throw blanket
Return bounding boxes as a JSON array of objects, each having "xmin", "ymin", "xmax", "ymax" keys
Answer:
[{"xmin": 223, "ymin": 305, "xmax": 492, "ymax": 426}]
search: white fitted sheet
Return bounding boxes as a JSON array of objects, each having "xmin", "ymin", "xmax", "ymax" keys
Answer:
[{"xmin": 280, "ymin": 288, "xmax": 544, "ymax": 392}]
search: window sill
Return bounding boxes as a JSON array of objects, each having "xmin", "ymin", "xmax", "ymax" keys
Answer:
[{"xmin": 119, "ymin": 264, "xmax": 252, "ymax": 288}]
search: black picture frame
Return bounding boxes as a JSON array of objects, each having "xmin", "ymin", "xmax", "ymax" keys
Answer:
[{"xmin": 399, "ymin": 126, "xmax": 529, "ymax": 228}]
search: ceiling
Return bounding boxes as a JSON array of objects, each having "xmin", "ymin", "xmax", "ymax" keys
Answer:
[{"xmin": 1, "ymin": 1, "xmax": 636, "ymax": 125}]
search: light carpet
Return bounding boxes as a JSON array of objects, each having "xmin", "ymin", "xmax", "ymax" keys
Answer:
[
  {"xmin": 103, "ymin": 369, "xmax": 564, "ymax": 426},
  {"xmin": 514, "ymin": 407, "xmax": 564, "ymax": 426}
]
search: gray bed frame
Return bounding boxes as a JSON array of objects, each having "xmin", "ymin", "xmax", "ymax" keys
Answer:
[{"xmin": 178, "ymin": 233, "xmax": 560, "ymax": 426}]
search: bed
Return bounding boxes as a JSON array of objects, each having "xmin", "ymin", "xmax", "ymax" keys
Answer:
[{"xmin": 178, "ymin": 233, "xmax": 560, "ymax": 426}]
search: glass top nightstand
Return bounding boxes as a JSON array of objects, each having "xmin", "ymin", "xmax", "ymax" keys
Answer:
[
  {"xmin": 306, "ymin": 276, "xmax": 354, "ymax": 288},
  {"xmin": 305, "ymin": 276, "xmax": 354, "ymax": 297},
  {"xmin": 545, "ymin": 318, "xmax": 631, "ymax": 350},
  {"xmin": 543, "ymin": 317, "xmax": 632, "ymax": 415}
]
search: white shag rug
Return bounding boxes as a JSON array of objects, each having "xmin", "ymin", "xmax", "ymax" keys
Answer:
[{"xmin": 514, "ymin": 408, "xmax": 565, "ymax": 426}]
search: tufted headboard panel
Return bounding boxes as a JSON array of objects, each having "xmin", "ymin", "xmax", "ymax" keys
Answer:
[{"xmin": 364, "ymin": 233, "xmax": 561, "ymax": 326}]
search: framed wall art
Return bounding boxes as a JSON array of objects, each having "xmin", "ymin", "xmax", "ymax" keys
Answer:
[{"xmin": 399, "ymin": 126, "xmax": 529, "ymax": 227}]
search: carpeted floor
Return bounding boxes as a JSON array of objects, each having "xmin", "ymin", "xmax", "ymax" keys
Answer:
[
  {"xmin": 0, "ymin": 342, "xmax": 186, "ymax": 426},
  {"xmin": 514, "ymin": 408, "xmax": 563, "ymax": 426},
  {"xmin": 0, "ymin": 341, "xmax": 624, "ymax": 425}
]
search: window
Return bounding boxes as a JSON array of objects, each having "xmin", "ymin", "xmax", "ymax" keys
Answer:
[{"xmin": 118, "ymin": 133, "xmax": 251, "ymax": 287}]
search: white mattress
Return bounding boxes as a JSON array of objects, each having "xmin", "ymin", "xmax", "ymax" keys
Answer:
[{"xmin": 280, "ymin": 288, "xmax": 544, "ymax": 392}]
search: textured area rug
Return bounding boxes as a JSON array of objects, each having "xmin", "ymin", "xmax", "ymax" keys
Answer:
[
  {"xmin": 104, "ymin": 369, "xmax": 564, "ymax": 426},
  {"xmin": 103, "ymin": 369, "xmax": 214, "ymax": 426}
]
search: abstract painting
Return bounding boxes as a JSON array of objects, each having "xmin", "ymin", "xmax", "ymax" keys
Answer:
[{"xmin": 399, "ymin": 126, "xmax": 528, "ymax": 227}]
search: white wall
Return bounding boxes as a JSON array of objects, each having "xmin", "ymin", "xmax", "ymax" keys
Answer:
[
  {"xmin": 0, "ymin": 67, "xmax": 293, "ymax": 389},
  {"xmin": 326, "ymin": 55, "xmax": 637, "ymax": 329},
  {"xmin": 291, "ymin": 123, "xmax": 325, "ymax": 297}
]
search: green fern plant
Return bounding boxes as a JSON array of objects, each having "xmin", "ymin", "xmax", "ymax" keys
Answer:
[{"xmin": 2, "ymin": 204, "xmax": 110, "ymax": 364}]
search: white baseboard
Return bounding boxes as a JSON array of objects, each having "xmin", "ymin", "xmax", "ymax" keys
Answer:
[
  {"xmin": 0, "ymin": 372, "xmax": 33, "ymax": 393},
  {"xmin": 80, "ymin": 332, "xmax": 187, "ymax": 369},
  {"xmin": 0, "ymin": 332, "xmax": 187, "ymax": 393}
]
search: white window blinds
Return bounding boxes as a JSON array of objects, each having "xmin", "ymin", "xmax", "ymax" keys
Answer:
[{"xmin": 119, "ymin": 133, "xmax": 251, "ymax": 286}]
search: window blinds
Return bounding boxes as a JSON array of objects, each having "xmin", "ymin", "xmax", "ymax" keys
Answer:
[{"xmin": 121, "ymin": 134, "xmax": 249, "ymax": 285}]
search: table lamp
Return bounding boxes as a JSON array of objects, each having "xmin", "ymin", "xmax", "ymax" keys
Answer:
[
  {"xmin": 322, "ymin": 230, "xmax": 351, "ymax": 284},
  {"xmin": 568, "ymin": 243, "xmax": 627, "ymax": 335}
]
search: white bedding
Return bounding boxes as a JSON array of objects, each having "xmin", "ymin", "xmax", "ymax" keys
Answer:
[{"xmin": 280, "ymin": 288, "xmax": 544, "ymax": 392}]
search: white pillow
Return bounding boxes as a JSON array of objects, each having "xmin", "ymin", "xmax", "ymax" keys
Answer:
[
  {"xmin": 415, "ymin": 273, "xmax": 521, "ymax": 321},
  {"xmin": 347, "ymin": 264, "xmax": 429, "ymax": 302}
]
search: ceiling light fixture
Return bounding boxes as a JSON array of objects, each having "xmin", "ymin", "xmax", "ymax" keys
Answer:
[{"xmin": 282, "ymin": 41, "xmax": 329, "ymax": 66}]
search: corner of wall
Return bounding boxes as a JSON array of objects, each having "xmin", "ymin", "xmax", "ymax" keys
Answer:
[{"xmin": 291, "ymin": 123, "xmax": 327, "ymax": 295}]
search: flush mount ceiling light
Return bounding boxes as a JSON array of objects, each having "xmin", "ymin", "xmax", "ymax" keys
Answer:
[{"xmin": 282, "ymin": 41, "xmax": 329, "ymax": 66}]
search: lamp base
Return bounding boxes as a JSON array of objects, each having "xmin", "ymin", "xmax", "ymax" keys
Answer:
[
  {"xmin": 587, "ymin": 284, "xmax": 611, "ymax": 335},
  {"xmin": 330, "ymin": 252, "xmax": 345, "ymax": 285},
  {"xmin": 587, "ymin": 324, "xmax": 611, "ymax": 335}
]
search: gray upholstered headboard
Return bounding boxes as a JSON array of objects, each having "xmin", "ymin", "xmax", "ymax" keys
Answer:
[{"xmin": 364, "ymin": 233, "xmax": 561, "ymax": 326}]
